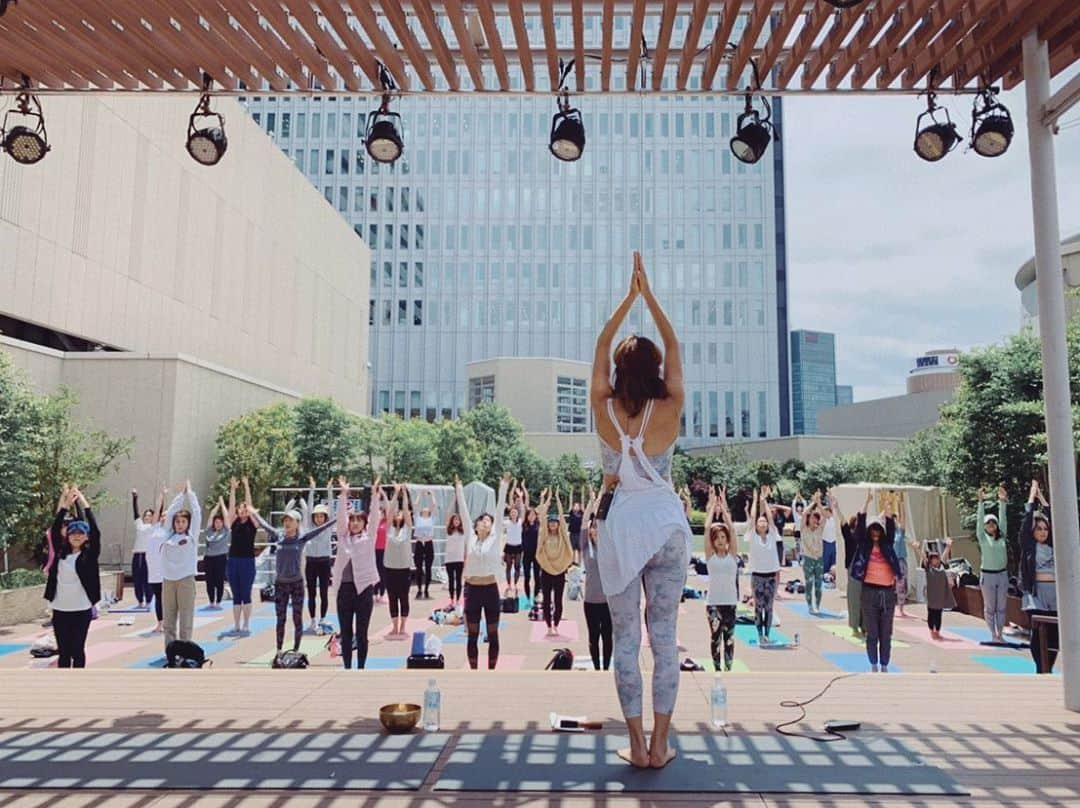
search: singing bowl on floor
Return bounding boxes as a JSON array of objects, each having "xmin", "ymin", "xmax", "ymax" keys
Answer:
[{"xmin": 380, "ymin": 703, "xmax": 422, "ymax": 733}]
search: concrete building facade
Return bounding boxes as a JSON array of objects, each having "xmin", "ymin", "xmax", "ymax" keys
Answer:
[
  {"xmin": 816, "ymin": 389, "xmax": 953, "ymax": 439},
  {"xmin": 1016, "ymin": 232, "xmax": 1080, "ymax": 327},
  {"xmin": 0, "ymin": 95, "xmax": 370, "ymax": 565},
  {"xmin": 907, "ymin": 349, "xmax": 961, "ymax": 394}
]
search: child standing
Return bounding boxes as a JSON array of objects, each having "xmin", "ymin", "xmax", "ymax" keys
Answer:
[
  {"xmin": 704, "ymin": 487, "xmax": 739, "ymax": 671},
  {"xmin": 918, "ymin": 539, "xmax": 955, "ymax": 639}
]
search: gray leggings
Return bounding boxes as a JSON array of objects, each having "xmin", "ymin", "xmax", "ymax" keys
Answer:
[
  {"xmin": 980, "ymin": 570, "xmax": 1009, "ymax": 636},
  {"xmin": 607, "ymin": 531, "xmax": 688, "ymax": 719}
]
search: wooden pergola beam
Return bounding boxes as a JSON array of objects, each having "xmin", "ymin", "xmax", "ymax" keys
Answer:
[
  {"xmin": 755, "ymin": 0, "xmax": 803, "ymax": 82},
  {"xmin": 776, "ymin": 4, "xmax": 828, "ymax": 88},
  {"xmin": 649, "ymin": 0, "xmax": 678, "ymax": 91},
  {"xmin": 214, "ymin": 0, "xmax": 309, "ymax": 89},
  {"xmin": 677, "ymin": 0, "xmax": 711, "ymax": 91},
  {"xmin": 827, "ymin": 0, "xmax": 904, "ymax": 89},
  {"xmin": 956, "ymin": 0, "xmax": 1064, "ymax": 86},
  {"xmin": 124, "ymin": 1, "xmax": 239, "ymax": 89},
  {"xmin": 410, "ymin": 0, "xmax": 461, "ymax": 91},
  {"xmin": 935, "ymin": 0, "xmax": 1029, "ymax": 86},
  {"xmin": 801, "ymin": 2, "xmax": 862, "ymax": 90},
  {"xmin": 374, "ymin": 0, "xmax": 435, "ymax": 90},
  {"xmin": 342, "ymin": 0, "xmax": 411, "ymax": 90},
  {"xmin": 540, "ymin": 0, "xmax": 561, "ymax": 89},
  {"xmin": 53, "ymin": 10, "xmax": 165, "ymax": 90},
  {"xmin": 27, "ymin": 15, "xmax": 141, "ymax": 90},
  {"xmin": 877, "ymin": 0, "xmax": 960, "ymax": 89},
  {"xmin": 0, "ymin": 22, "xmax": 86, "ymax": 88},
  {"xmin": 902, "ymin": 0, "xmax": 997, "ymax": 90},
  {"xmin": 443, "ymin": 0, "xmax": 486, "ymax": 90},
  {"xmin": 850, "ymin": 0, "xmax": 929, "ymax": 89},
  {"xmin": 625, "ymin": 0, "xmax": 646, "ymax": 91},
  {"xmin": 474, "ymin": 0, "xmax": 511, "ymax": 90},
  {"xmin": 245, "ymin": 0, "xmax": 333, "ymax": 89},
  {"xmin": 571, "ymin": 0, "xmax": 586, "ymax": 92},
  {"xmin": 159, "ymin": 0, "xmax": 264, "ymax": 90},
  {"xmin": 726, "ymin": 0, "xmax": 771, "ymax": 91},
  {"xmin": 173, "ymin": 1, "xmax": 286, "ymax": 90},
  {"xmin": 599, "ymin": 0, "xmax": 614, "ymax": 91},
  {"xmin": 507, "ymin": 0, "xmax": 536, "ymax": 90}
]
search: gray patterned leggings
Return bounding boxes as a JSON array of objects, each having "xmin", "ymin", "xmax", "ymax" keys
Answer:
[{"xmin": 606, "ymin": 531, "xmax": 688, "ymax": 719}]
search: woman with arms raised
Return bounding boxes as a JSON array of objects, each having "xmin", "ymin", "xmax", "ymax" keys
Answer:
[
  {"xmin": 456, "ymin": 473, "xmax": 510, "ymax": 670},
  {"xmin": 591, "ymin": 252, "xmax": 690, "ymax": 769},
  {"xmin": 333, "ymin": 476, "xmax": 382, "ymax": 669}
]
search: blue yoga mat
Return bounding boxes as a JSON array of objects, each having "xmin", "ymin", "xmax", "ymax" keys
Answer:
[
  {"xmin": 823, "ymin": 651, "xmax": 903, "ymax": 673},
  {"xmin": 734, "ymin": 623, "xmax": 791, "ymax": 647},
  {"xmin": 443, "ymin": 623, "xmax": 503, "ymax": 644},
  {"xmin": 108, "ymin": 606, "xmax": 152, "ymax": 614},
  {"xmin": 949, "ymin": 626, "xmax": 992, "ymax": 643},
  {"xmin": 0, "ymin": 644, "xmax": 30, "ymax": 658},
  {"xmin": 783, "ymin": 601, "xmax": 846, "ymax": 620},
  {"xmin": 129, "ymin": 640, "xmax": 234, "ymax": 669},
  {"xmin": 970, "ymin": 654, "xmax": 1049, "ymax": 675},
  {"xmin": 364, "ymin": 657, "xmax": 408, "ymax": 670}
]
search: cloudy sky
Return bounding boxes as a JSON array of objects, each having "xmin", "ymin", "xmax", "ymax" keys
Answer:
[{"xmin": 783, "ymin": 75, "xmax": 1080, "ymax": 401}]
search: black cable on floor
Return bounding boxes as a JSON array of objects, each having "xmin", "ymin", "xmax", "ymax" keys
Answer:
[{"xmin": 775, "ymin": 673, "xmax": 859, "ymax": 743}]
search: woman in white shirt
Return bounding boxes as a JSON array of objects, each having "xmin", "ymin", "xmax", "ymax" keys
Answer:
[
  {"xmin": 746, "ymin": 488, "xmax": 781, "ymax": 644},
  {"xmin": 444, "ymin": 512, "xmax": 466, "ymax": 608},
  {"xmin": 383, "ymin": 484, "xmax": 414, "ymax": 639},
  {"xmin": 456, "ymin": 473, "xmax": 510, "ymax": 670},
  {"xmin": 704, "ymin": 487, "xmax": 739, "ymax": 672},
  {"xmin": 412, "ymin": 489, "xmax": 437, "ymax": 600},
  {"xmin": 44, "ymin": 486, "xmax": 100, "ymax": 668},
  {"xmin": 130, "ymin": 488, "xmax": 161, "ymax": 610},
  {"xmin": 503, "ymin": 504, "xmax": 524, "ymax": 598}
]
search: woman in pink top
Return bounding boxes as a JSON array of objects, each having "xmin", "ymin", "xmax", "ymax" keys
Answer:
[
  {"xmin": 374, "ymin": 512, "xmax": 388, "ymax": 603},
  {"xmin": 849, "ymin": 489, "xmax": 901, "ymax": 672},
  {"xmin": 332, "ymin": 475, "xmax": 383, "ymax": 669}
]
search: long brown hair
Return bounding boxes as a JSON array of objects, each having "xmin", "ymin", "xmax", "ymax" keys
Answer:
[{"xmin": 612, "ymin": 335, "xmax": 668, "ymax": 418}]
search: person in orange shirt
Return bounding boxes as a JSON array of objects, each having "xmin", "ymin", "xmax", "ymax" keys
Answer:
[{"xmin": 848, "ymin": 489, "xmax": 901, "ymax": 672}]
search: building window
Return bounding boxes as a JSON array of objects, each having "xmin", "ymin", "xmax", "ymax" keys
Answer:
[
  {"xmin": 469, "ymin": 375, "xmax": 496, "ymax": 408},
  {"xmin": 556, "ymin": 376, "xmax": 589, "ymax": 433}
]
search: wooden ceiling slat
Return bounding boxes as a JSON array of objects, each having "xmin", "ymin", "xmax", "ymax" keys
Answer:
[
  {"xmin": 442, "ymin": 0, "xmax": 486, "ymax": 90},
  {"xmin": 902, "ymin": 0, "xmax": 997, "ymax": 89},
  {"xmin": 677, "ymin": 0, "xmax": 711, "ymax": 91},
  {"xmin": 306, "ymin": 0, "xmax": 382, "ymax": 89},
  {"xmin": 507, "ymin": 0, "xmax": 536, "ymax": 91},
  {"xmin": 599, "ymin": 0, "xmax": 614, "ymax": 90},
  {"xmin": 650, "ymin": 0, "xmax": 678, "ymax": 91},
  {"xmin": 410, "ymin": 0, "xmax": 461, "ymax": 91},
  {"xmin": 935, "ymin": 0, "xmax": 1027, "ymax": 86},
  {"xmin": 214, "ymin": 0, "xmax": 309, "ymax": 88},
  {"xmin": 375, "ymin": 0, "xmax": 436, "ymax": 90},
  {"xmin": 755, "ymin": 0, "xmax": 803, "ymax": 83},
  {"xmin": 341, "ymin": 0, "xmax": 411, "ymax": 90},
  {"xmin": 157, "ymin": 0, "xmax": 262, "ymax": 90},
  {"xmin": 826, "ymin": 0, "xmax": 903, "ymax": 89},
  {"xmin": 169, "ymin": 1, "xmax": 283, "ymax": 90},
  {"xmin": 625, "ymin": 0, "xmax": 646, "ymax": 91},
  {"xmin": 245, "ymin": 1, "xmax": 334, "ymax": 90},
  {"xmin": 108, "ymin": 0, "xmax": 206, "ymax": 88},
  {"xmin": 850, "ymin": 1, "xmax": 930, "ymax": 90},
  {"xmin": 78, "ymin": 6, "xmax": 184, "ymax": 89},
  {"xmin": 541, "ymin": 0, "xmax": 561, "ymax": 89},
  {"xmin": 801, "ymin": 4, "xmax": 862, "ymax": 90},
  {"xmin": 1040, "ymin": 1, "xmax": 1080, "ymax": 48},
  {"xmin": 135, "ymin": 3, "xmax": 239, "ymax": 89},
  {"xmin": 0, "ymin": 23, "xmax": 86, "ymax": 88},
  {"xmin": 775, "ymin": 4, "xmax": 828, "ymax": 88},
  {"xmin": 284, "ymin": 0, "xmax": 363, "ymax": 92},
  {"xmin": 998, "ymin": 20, "xmax": 1078, "ymax": 89},
  {"xmin": 702, "ymin": 1, "xmax": 741, "ymax": 90},
  {"xmin": 7, "ymin": 17, "xmax": 117, "ymax": 89},
  {"xmin": 726, "ymin": 0, "xmax": 770, "ymax": 91},
  {"xmin": 475, "ymin": 0, "xmax": 511, "ymax": 90},
  {"xmin": 59, "ymin": 4, "xmax": 166, "ymax": 90},
  {"xmin": 30, "ymin": 15, "xmax": 143, "ymax": 90},
  {"xmin": 876, "ymin": 0, "xmax": 958, "ymax": 89},
  {"xmin": 571, "ymin": 0, "xmax": 586, "ymax": 92},
  {"xmin": 956, "ymin": 0, "xmax": 1055, "ymax": 86}
]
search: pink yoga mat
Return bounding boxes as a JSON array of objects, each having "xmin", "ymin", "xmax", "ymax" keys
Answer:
[
  {"xmin": 530, "ymin": 620, "xmax": 579, "ymax": 642},
  {"xmin": 895, "ymin": 623, "xmax": 983, "ymax": 650},
  {"xmin": 459, "ymin": 654, "xmax": 525, "ymax": 671},
  {"xmin": 14, "ymin": 619, "xmax": 110, "ymax": 644},
  {"xmin": 372, "ymin": 618, "xmax": 431, "ymax": 641},
  {"xmin": 29, "ymin": 640, "xmax": 142, "ymax": 668}
]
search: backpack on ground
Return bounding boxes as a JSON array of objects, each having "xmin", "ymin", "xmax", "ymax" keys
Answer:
[
  {"xmin": 527, "ymin": 603, "xmax": 542, "ymax": 622},
  {"xmin": 545, "ymin": 648, "xmax": 574, "ymax": 671},
  {"xmin": 272, "ymin": 650, "xmax": 309, "ymax": 669},
  {"xmin": 166, "ymin": 640, "xmax": 210, "ymax": 669},
  {"xmin": 29, "ymin": 636, "xmax": 58, "ymax": 658},
  {"xmin": 260, "ymin": 583, "xmax": 275, "ymax": 602},
  {"xmin": 501, "ymin": 596, "xmax": 519, "ymax": 613}
]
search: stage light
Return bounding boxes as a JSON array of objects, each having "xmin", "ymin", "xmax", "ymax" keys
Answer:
[
  {"xmin": 186, "ymin": 79, "xmax": 227, "ymax": 165},
  {"xmin": 822, "ymin": 0, "xmax": 867, "ymax": 7},
  {"xmin": 1, "ymin": 91, "xmax": 50, "ymax": 165},
  {"xmin": 365, "ymin": 94, "xmax": 404, "ymax": 164},
  {"xmin": 913, "ymin": 92, "xmax": 961, "ymax": 162},
  {"xmin": 730, "ymin": 100, "xmax": 772, "ymax": 165},
  {"xmin": 970, "ymin": 87, "xmax": 1013, "ymax": 158},
  {"xmin": 549, "ymin": 92, "xmax": 585, "ymax": 162}
]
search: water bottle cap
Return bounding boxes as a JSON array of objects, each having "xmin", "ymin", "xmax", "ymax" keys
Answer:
[{"xmin": 428, "ymin": 678, "xmax": 437, "ymax": 686}]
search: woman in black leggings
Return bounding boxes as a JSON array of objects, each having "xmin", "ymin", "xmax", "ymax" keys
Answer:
[
  {"xmin": 45, "ymin": 486, "xmax": 101, "ymax": 668},
  {"xmin": 536, "ymin": 489, "xmax": 574, "ymax": 637},
  {"xmin": 580, "ymin": 491, "xmax": 613, "ymax": 669},
  {"xmin": 521, "ymin": 506, "xmax": 541, "ymax": 602},
  {"xmin": 383, "ymin": 484, "xmax": 414, "ymax": 639},
  {"xmin": 333, "ymin": 476, "xmax": 381, "ymax": 669},
  {"xmin": 458, "ymin": 474, "xmax": 510, "ymax": 670},
  {"xmin": 444, "ymin": 513, "xmax": 466, "ymax": 608}
]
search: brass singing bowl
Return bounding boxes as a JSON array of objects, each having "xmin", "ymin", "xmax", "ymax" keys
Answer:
[{"xmin": 379, "ymin": 702, "xmax": 422, "ymax": 734}]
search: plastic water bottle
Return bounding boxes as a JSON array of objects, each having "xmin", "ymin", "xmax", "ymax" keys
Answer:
[
  {"xmin": 423, "ymin": 679, "xmax": 441, "ymax": 732},
  {"xmin": 710, "ymin": 674, "xmax": 728, "ymax": 729},
  {"xmin": 929, "ymin": 658, "xmax": 938, "ymax": 674}
]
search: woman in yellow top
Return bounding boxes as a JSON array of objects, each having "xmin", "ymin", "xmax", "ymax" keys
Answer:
[{"xmin": 536, "ymin": 488, "xmax": 575, "ymax": 637}]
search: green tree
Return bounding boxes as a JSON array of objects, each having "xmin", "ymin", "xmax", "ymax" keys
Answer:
[
  {"xmin": 459, "ymin": 404, "xmax": 525, "ymax": 486},
  {"xmin": 293, "ymin": 397, "xmax": 355, "ymax": 483},
  {"xmin": 510, "ymin": 445, "xmax": 555, "ymax": 494},
  {"xmin": 0, "ymin": 355, "xmax": 42, "ymax": 558},
  {"xmin": 387, "ymin": 418, "xmax": 440, "ymax": 482},
  {"xmin": 214, "ymin": 402, "xmax": 298, "ymax": 509},
  {"xmin": 746, "ymin": 459, "xmax": 782, "ymax": 489},
  {"xmin": 553, "ymin": 453, "xmax": 590, "ymax": 498},
  {"xmin": 432, "ymin": 418, "xmax": 483, "ymax": 482},
  {"xmin": 894, "ymin": 424, "xmax": 953, "ymax": 488},
  {"xmin": 353, "ymin": 413, "xmax": 395, "ymax": 480}
]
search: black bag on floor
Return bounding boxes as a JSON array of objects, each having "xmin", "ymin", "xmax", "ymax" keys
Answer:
[
  {"xmin": 272, "ymin": 650, "xmax": 309, "ymax": 669},
  {"xmin": 545, "ymin": 648, "xmax": 574, "ymax": 671},
  {"xmin": 260, "ymin": 583, "xmax": 275, "ymax": 602},
  {"xmin": 407, "ymin": 653, "xmax": 446, "ymax": 669},
  {"xmin": 501, "ymin": 596, "xmax": 519, "ymax": 613},
  {"xmin": 527, "ymin": 603, "xmax": 542, "ymax": 622},
  {"xmin": 166, "ymin": 640, "xmax": 209, "ymax": 669}
]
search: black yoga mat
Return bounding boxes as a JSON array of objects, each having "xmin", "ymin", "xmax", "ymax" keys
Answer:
[
  {"xmin": 434, "ymin": 732, "xmax": 968, "ymax": 795},
  {"xmin": 0, "ymin": 730, "xmax": 447, "ymax": 790}
]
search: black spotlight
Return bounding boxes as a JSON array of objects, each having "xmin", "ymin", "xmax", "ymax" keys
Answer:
[
  {"xmin": 186, "ymin": 80, "xmax": 227, "ymax": 166},
  {"xmin": 550, "ymin": 96, "xmax": 585, "ymax": 162},
  {"xmin": 970, "ymin": 87, "xmax": 1013, "ymax": 158},
  {"xmin": 822, "ymin": 0, "xmax": 867, "ymax": 6},
  {"xmin": 365, "ymin": 93, "xmax": 404, "ymax": 164},
  {"xmin": 730, "ymin": 93, "xmax": 773, "ymax": 165},
  {"xmin": 1, "ymin": 90, "xmax": 50, "ymax": 165},
  {"xmin": 914, "ymin": 92, "xmax": 961, "ymax": 162}
]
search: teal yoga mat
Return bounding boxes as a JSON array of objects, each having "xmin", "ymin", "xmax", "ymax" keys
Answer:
[{"xmin": 734, "ymin": 623, "xmax": 791, "ymax": 647}]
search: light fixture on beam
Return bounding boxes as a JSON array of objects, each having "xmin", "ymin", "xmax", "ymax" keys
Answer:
[
  {"xmin": 550, "ymin": 90, "xmax": 585, "ymax": 162},
  {"xmin": 970, "ymin": 86, "xmax": 1013, "ymax": 158},
  {"xmin": 1, "ymin": 87, "xmax": 50, "ymax": 165},
  {"xmin": 365, "ymin": 65, "xmax": 404, "ymax": 164},
  {"xmin": 913, "ymin": 91, "xmax": 961, "ymax": 162},
  {"xmin": 729, "ymin": 58, "xmax": 774, "ymax": 165},
  {"xmin": 186, "ymin": 75, "xmax": 227, "ymax": 166}
]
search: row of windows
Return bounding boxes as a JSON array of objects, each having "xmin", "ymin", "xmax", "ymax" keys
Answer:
[
  {"xmin": 556, "ymin": 376, "xmax": 590, "ymax": 434},
  {"xmin": 348, "ymin": 220, "xmax": 767, "ymax": 253},
  {"xmin": 684, "ymin": 390, "xmax": 770, "ymax": 440},
  {"xmin": 369, "ymin": 260, "xmax": 768, "ymax": 293}
]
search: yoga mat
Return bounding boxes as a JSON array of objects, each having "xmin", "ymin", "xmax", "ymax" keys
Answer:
[
  {"xmin": 122, "ymin": 615, "xmax": 223, "ymax": 640},
  {"xmin": 128, "ymin": 640, "xmax": 234, "ymax": 669},
  {"xmin": 0, "ymin": 730, "xmax": 448, "ymax": 790},
  {"xmin": 734, "ymin": 623, "xmax": 791, "ymax": 647},
  {"xmin": 696, "ymin": 658, "xmax": 751, "ymax": 674},
  {"xmin": 241, "ymin": 635, "xmax": 329, "ymax": 667},
  {"xmin": 442, "ymin": 623, "xmax": 503, "ymax": 645},
  {"xmin": 819, "ymin": 624, "xmax": 909, "ymax": 649},
  {"xmin": 363, "ymin": 657, "xmax": 408, "ymax": 670},
  {"xmin": 0, "ymin": 644, "xmax": 30, "ymax": 658},
  {"xmin": 823, "ymin": 652, "xmax": 903, "ymax": 673},
  {"xmin": 530, "ymin": 620, "xmax": 579, "ymax": 642},
  {"xmin": 106, "ymin": 606, "xmax": 153, "ymax": 614},
  {"xmin": 30, "ymin": 641, "xmax": 142, "ymax": 669},
  {"xmin": 971, "ymin": 655, "xmax": 1047, "ymax": 675},
  {"xmin": 434, "ymin": 733, "xmax": 965, "ymax": 794},
  {"xmin": 459, "ymin": 654, "xmax": 525, "ymax": 671},
  {"xmin": 894, "ymin": 624, "xmax": 982, "ymax": 650},
  {"xmin": 373, "ymin": 619, "xmax": 431, "ymax": 641},
  {"xmin": 782, "ymin": 601, "xmax": 846, "ymax": 620},
  {"xmin": 215, "ymin": 615, "xmax": 278, "ymax": 640}
]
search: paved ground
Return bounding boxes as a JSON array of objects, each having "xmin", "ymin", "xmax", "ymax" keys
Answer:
[{"xmin": 0, "ymin": 563, "xmax": 1046, "ymax": 675}]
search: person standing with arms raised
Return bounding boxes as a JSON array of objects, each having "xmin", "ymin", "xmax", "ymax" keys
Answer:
[{"xmin": 592, "ymin": 252, "xmax": 690, "ymax": 770}]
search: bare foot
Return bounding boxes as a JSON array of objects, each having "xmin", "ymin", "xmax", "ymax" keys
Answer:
[
  {"xmin": 649, "ymin": 743, "xmax": 677, "ymax": 769},
  {"xmin": 617, "ymin": 744, "xmax": 650, "ymax": 768}
]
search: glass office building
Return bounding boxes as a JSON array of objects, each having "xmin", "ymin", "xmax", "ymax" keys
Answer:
[
  {"xmin": 791, "ymin": 330, "xmax": 838, "ymax": 435},
  {"xmin": 243, "ymin": 12, "xmax": 789, "ymax": 444}
]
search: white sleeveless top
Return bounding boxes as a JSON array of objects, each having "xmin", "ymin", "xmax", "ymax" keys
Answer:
[{"xmin": 597, "ymin": 399, "xmax": 691, "ymax": 597}]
